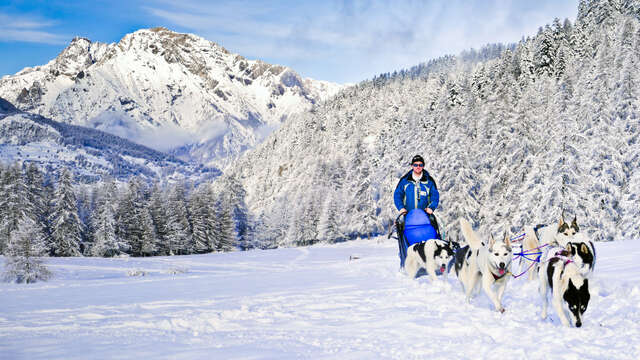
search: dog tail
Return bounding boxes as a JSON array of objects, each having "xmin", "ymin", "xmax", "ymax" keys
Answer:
[
  {"xmin": 523, "ymin": 225, "xmax": 540, "ymax": 251},
  {"xmin": 460, "ymin": 218, "xmax": 482, "ymax": 250}
]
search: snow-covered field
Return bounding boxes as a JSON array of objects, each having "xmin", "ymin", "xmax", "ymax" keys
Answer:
[{"xmin": 1, "ymin": 238, "xmax": 639, "ymax": 359}]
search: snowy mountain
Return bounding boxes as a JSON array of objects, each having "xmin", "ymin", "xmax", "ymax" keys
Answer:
[
  {"xmin": 1, "ymin": 238, "xmax": 639, "ymax": 358},
  {"xmin": 0, "ymin": 27, "xmax": 344, "ymax": 168},
  {"xmin": 216, "ymin": 0, "xmax": 640, "ymax": 248},
  {"xmin": 0, "ymin": 103, "xmax": 219, "ymax": 182}
]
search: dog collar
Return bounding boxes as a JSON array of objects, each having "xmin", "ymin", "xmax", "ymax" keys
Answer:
[
  {"xmin": 492, "ymin": 271, "xmax": 509, "ymax": 280},
  {"xmin": 553, "ymin": 251, "xmax": 574, "ymax": 265}
]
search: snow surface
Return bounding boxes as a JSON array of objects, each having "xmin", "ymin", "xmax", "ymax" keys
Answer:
[{"xmin": 1, "ymin": 238, "xmax": 639, "ymax": 359}]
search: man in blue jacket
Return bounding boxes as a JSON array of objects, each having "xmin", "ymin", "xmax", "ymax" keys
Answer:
[{"xmin": 394, "ymin": 154, "xmax": 440, "ymax": 266}]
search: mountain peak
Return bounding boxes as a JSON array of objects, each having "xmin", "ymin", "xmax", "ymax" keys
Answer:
[{"xmin": 0, "ymin": 27, "xmax": 344, "ymax": 168}]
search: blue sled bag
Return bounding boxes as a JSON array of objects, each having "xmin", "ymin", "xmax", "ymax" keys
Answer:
[{"xmin": 403, "ymin": 209, "xmax": 438, "ymax": 246}]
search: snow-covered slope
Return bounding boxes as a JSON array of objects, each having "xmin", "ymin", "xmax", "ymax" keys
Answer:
[
  {"xmin": 0, "ymin": 28, "xmax": 344, "ymax": 168},
  {"xmin": 0, "ymin": 108, "xmax": 219, "ymax": 182},
  {"xmin": 1, "ymin": 237, "xmax": 638, "ymax": 359},
  {"xmin": 217, "ymin": 0, "xmax": 640, "ymax": 247}
]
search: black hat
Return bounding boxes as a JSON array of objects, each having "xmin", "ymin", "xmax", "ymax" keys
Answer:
[{"xmin": 411, "ymin": 155, "xmax": 424, "ymax": 165}]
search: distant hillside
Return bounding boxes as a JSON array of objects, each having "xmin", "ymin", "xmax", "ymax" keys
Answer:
[{"xmin": 0, "ymin": 101, "xmax": 219, "ymax": 182}]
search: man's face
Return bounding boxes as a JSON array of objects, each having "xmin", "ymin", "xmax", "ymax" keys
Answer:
[{"xmin": 412, "ymin": 162, "xmax": 424, "ymax": 175}]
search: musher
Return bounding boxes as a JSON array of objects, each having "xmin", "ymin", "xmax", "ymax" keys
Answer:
[{"xmin": 393, "ymin": 154, "xmax": 440, "ymax": 267}]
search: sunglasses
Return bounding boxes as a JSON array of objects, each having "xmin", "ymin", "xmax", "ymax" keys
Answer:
[{"xmin": 412, "ymin": 163, "xmax": 424, "ymax": 168}]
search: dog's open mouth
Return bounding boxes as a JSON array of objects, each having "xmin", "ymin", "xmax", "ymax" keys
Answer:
[
  {"xmin": 440, "ymin": 266, "xmax": 446, "ymax": 273},
  {"xmin": 498, "ymin": 268, "xmax": 505, "ymax": 275}
]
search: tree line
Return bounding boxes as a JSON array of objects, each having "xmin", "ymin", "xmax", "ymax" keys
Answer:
[{"xmin": 0, "ymin": 162, "xmax": 239, "ymax": 259}]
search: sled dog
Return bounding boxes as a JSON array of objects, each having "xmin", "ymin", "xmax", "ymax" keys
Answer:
[
  {"xmin": 538, "ymin": 246, "xmax": 590, "ymax": 327},
  {"xmin": 530, "ymin": 215, "xmax": 580, "ymax": 248},
  {"xmin": 405, "ymin": 240, "xmax": 454, "ymax": 281},
  {"xmin": 455, "ymin": 219, "xmax": 513, "ymax": 313},
  {"xmin": 523, "ymin": 215, "xmax": 595, "ymax": 278}
]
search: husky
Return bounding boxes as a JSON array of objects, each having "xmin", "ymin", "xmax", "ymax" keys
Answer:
[
  {"xmin": 405, "ymin": 239, "xmax": 454, "ymax": 281},
  {"xmin": 538, "ymin": 246, "xmax": 590, "ymax": 327},
  {"xmin": 523, "ymin": 215, "xmax": 595, "ymax": 278},
  {"xmin": 539, "ymin": 215, "xmax": 580, "ymax": 246},
  {"xmin": 563, "ymin": 233, "xmax": 596, "ymax": 277},
  {"xmin": 455, "ymin": 219, "xmax": 513, "ymax": 313}
]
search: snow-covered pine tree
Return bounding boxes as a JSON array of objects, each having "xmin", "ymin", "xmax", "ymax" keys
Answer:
[
  {"xmin": 223, "ymin": 176, "xmax": 253, "ymax": 250},
  {"xmin": 3, "ymin": 215, "xmax": 51, "ymax": 283},
  {"xmin": 116, "ymin": 177, "xmax": 157, "ymax": 256},
  {"xmin": 147, "ymin": 182, "xmax": 168, "ymax": 255},
  {"xmin": 317, "ymin": 192, "xmax": 343, "ymax": 243},
  {"xmin": 90, "ymin": 181, "xmax": 126, "ymax": 257},
  {"xmin": 164, "ymin": 183, "xmax": 192, "ymax": 255},
  {"xmin": 139, "ymin": 206, "xmax": 157, "ymax": 256},
  {"xmin": 188, "ymin": 184, "xmax": 215, "ymax": 253},
  {"xmin": 24, "ymin": 163, "xmax": 47, "ymax": 225},
  {"xmin": 0, "ymin": 163, "xmax": 28, "ymax": 254},
  {"xmin": 215, "ymin": 194, "xmax": 236, "ymax": 251},
  {"xmin": 49, "ymin": 168, "xmax": 82, "ymax": 256},
  {"xmin": 76, "ymin": 184, "xmax": 95, "ymax": 254}
]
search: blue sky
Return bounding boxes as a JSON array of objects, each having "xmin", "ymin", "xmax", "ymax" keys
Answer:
[{"xmin": 0, "ymin": 0, "xmax": 579, "ymax": 83}]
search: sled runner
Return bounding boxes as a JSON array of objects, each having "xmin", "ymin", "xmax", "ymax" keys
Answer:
[{"xmin": 396, "ymin": 209, "xmax": 443, "ymax": 268}]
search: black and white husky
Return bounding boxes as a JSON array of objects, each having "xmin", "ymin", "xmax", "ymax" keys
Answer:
[
  {"xmin": 405, "ymin": 240, "xmax": 454, "ymax": 281},
  {"xmin": 523, "ymin": 215, "xmax": 595, "ymax": 278},
  {"xmin": 454, "ymin": 219, "xmax": 513, "ymax": 313},
  {"xmin": 538, "ymin": 246, "xmax": 590, "ymax": 327}
]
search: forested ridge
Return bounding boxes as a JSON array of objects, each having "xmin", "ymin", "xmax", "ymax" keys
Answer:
[{"xmin": 221, "ymin": 0, "xmax": 640, "ymax": 247}]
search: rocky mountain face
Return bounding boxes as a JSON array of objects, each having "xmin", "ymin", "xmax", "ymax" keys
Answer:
[
  {"xmin": 0, "ymin": 103, "xmax": 219, "ymax": 183},
  {"xmin": 0, "ymin": 28, "xmax": 343, "ymax": 168}
]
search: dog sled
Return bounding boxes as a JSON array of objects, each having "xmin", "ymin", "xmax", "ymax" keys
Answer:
[{"xmin": 393, "ymin": 209, "xmax": 445, "ymax": 268}]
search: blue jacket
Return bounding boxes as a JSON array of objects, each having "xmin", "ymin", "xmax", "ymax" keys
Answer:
[{"xmin": 394, "ymin": 170, "xmax": 439, "ymax": 212}]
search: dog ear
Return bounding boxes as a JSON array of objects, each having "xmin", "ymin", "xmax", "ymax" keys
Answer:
[
  {"xmin": 503, "ymin": 230, "xmax": 511, "ymax": 247},
  {"xmin": 489, "ymin": 233, "xmax": 496, "ymax": 248},
  {"xmin": 581, "ymin": 243, "xmax": 588, "ymax": 254},
  {"xmin": 565, "ymin": 242, "xmax": 574, "ymax": 255},
  {"xmin": 572, "ymin": 216, "xmax": 579, "ymax": 232},
  {"xmin": 558, "ymin": 216, "xmax": 565, "ymax": 229}
]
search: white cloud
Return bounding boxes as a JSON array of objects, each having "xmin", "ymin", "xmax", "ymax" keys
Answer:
[
  {"xmin": 0, "ymin": 13, "xmax": 68, "ymax": 45},
  {"xmin": 143, "ymin": 0, "xmax": 579, "ymax": 83},
  {"xmin": 88, "ymin": 110, "xmax": 228, "ymax": 152}
]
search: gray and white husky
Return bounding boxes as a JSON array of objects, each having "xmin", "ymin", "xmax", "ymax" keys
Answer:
[
  {"xmin": 538, "ymin": 246, "xmax": 590, "ymax": 327},
  {"xmin": 523, "ymin": 215, "xmax": 595, "ymax": 278},
  {"xmin": 454, "ymin": 219, "xmax": 513, "ymax": 313},
  {"xmin": 405, "ymin": 240, "xmax": 454, "ymax": 281}
]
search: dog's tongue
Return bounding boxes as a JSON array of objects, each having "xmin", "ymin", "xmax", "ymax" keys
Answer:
[
  {"xmin": 499, "ymin": 269, "xmax": 505, "ymax": 275},
  {"xmin": 440, "ymin": 266, "xmax": 446, "ymax": 273}
]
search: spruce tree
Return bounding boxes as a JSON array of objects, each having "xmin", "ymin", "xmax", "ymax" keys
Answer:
[
  {"xmin": 49, "ymin": 168, "xmax": 82, "ymax": 257},
  {"xmin": 164, "ymin": 183, "xmax": 192, "ymax": 255},
  {"xmin": 317, "ymin": 193, "xmax": 343, "ymax": 243},
  {"xmin": 189, "ymin": 185, "xmax": 215, "ymax": 253},
  {"xmin": 147, "ymin": 182, "xmax": 169, "ymax": 255},
  {"xmin": 139, "ymin": 207, "xmax": 157, "ymax": 256},
  {"xmin": 90, "ymin": 181, "xmax": 125, "ymax": 257},
  {"xmin": 3, "ymin": 215, "xmax": 52, "ymax": 283},
  {"xmin": 216, "ymin": 195, "xmax": 236, "ymax": 251},
  {"xmin": 0, "ymin": 163, "xmax": 27, "ymax": 254}
]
